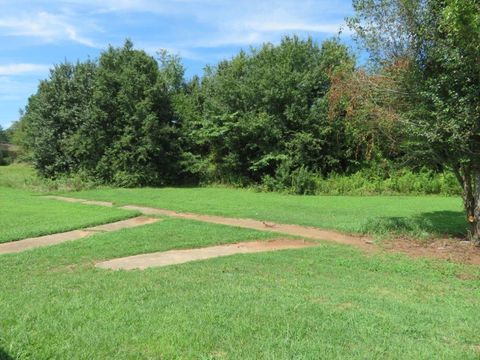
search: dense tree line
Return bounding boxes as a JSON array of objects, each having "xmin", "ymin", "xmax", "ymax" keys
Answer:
[
  {"xmin": 12, "ymin": 0, "xmax": 480, "ymax": 238},
  {"xmin": 18, "ymin": 37, "xmax": 376, "ymax": 188},
  {"xmin": 177, "ymin": 37, "xmax": 372, "ymax": 186}
]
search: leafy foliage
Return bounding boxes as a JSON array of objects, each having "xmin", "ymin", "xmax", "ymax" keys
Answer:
[
  {"xmin": 0, "ymin": 125, "xmax": 8, "ymax": 143},
  {"xmin": 20, "ymin": 41, "xmax": 186, "ymax": 186},
  {"xmin": 15, "ymin": 26, "xmax": 474, "ymax": 237},
  {"xmin": 348, "ymin": 0, "xmax": 480, "ymax": 239},
  {"xmin": 179, "ymin": 37, "xmax": 360, "ymax": 184},
  {"xmin": 21, "ymin": 37, "xmax": 382, "ymax": 188},
  {"xmin": 0, "ymin": 125, "xmax": 15, "ymax": 165}
]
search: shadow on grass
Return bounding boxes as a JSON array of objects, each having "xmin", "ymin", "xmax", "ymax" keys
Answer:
[
  {"xmin": 362, "ymin": 211, "xmax": 467, "ymax": 238},
  {"xmin": 0, "ymin": 348, "xmax": 14, "ymax": 360}
]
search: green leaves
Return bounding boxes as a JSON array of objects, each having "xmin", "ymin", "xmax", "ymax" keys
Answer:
[
  {"xmin": 180, "ymin": 36, "xmax": 357, "ymax": 184},
  {"xmin": 349, "ymin": 0, "xmax": 480, "ymax": 238},
  {"xmin": 21, "ymin": 41, "xmax": 185, "ymax": 186}
]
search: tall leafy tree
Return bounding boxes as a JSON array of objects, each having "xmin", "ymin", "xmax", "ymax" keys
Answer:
[
  {"xmin": 348, "ymin": 0, "xmax": 480, "ymax": 240},
  {"xmin": 22, "ymin": 60, "xmax": 97, "ymax": 177},
  {"xmin": 180, "ymin": 36, "xmax": 357, "ymax": 184},
  {"xmin": 84, "ymin": 40, "xmax": 182, "ymax": 186},
  {"xmin": 21, "ymin": 40, "xmax": 185, "ymax": 186}
]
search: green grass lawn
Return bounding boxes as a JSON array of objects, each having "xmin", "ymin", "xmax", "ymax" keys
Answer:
[
  {"xmin": 68, "ymin": 187, "xmax": 466, "ymax": 238},
  {"xmin": 0, "ymin": 218, "xmax": 479, "ymax": 359},
  {"xmin": 0, "ymin": 165, "xmax": 479, "ymax": 358},
  {"xmin": 0, "ymin": 187, "xmax": 138, "ymax": 243}
]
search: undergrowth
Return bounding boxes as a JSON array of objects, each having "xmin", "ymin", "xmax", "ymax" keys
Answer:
[{"xmin": 1, "ymin": 163, "xmax": 462, "ymax": 197}]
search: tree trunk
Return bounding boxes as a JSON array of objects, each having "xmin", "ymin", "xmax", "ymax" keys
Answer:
[
  {"xmin": 459, "ymin": 165, "xmax": 480, "ymax": 242},
  {"xmin": 472, "ymin": 170, "xmax": 480, "ymax": 243}
]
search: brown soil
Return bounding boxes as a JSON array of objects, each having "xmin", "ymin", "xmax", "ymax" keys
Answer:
[
  {"xmin": 119, "ymin": 206, "xmax": 480, "ymax": 265},
  {"xmin": 82, "ymin": 200, "xmax": 114, "ymax": 207},
  {"xmin": 49, "ymin": 196, "xmax": 480, "ymax": 265},
  {"xmin": 0, "ymin": 216, "xmax": 159, "ymax": 254},
  {"xmin": 383, "ymin": 238, "xmax": 480, "ymax": 265},
  {"xmin": 96, "ymin": 238, "xmax": 317, "ymax": 270}
]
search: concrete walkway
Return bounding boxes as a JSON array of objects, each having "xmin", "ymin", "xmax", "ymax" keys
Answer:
[
  {"xmin": 0, "ymin": 216, "xmax": 159, "ymax": 254},
  {"xmin": 47, "ymin": 196, "xmax": 374, "ymax": 250},
  {"xmin": 96, "ymin": 238, "xmax": 317, "ymax": 270},
  {"xmin": 44, "ymin": 196, "xmax": 480, "ymax": 266}
]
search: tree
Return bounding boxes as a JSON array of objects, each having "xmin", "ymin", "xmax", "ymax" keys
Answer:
[
  {"xmin": 328, "ymin": 62, "xmax": 406, "ymax": 166},
  {"xmin": 348, "ymin": 0, "xmax": 480, "ymax": 240},
  {"xmin": 0, "ymin": 125, "xmax": 8, "ymax": 143},
  {"xmin": 0, "ymin": 126, "xmax": 7, "ymax": 165},
  {"xmin": 21, "ymin": 61, "xmax": 97, "ymax": 177},
  {"xmin": 81, "ymin": 40, "xmax": 183, "ymax": 186},
  {"xmin": 20, "ymin": 40, "xmax": 185, "ymax": 186},
  {"xmin": 179, "ymin": 36, "xmax": 357, "ymax": 184}
]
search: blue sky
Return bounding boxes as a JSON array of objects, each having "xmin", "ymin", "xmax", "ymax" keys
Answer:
[{"xmin": 0, "ymin": 0, "xmax": 355, "ymax": 128}]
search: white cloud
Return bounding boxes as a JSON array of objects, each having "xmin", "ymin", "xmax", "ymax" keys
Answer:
[
  {"xmin": 0, "ymin": 64, "xmax": 51, "ymax": 76},
  {"xmin": 176, "ymin": 1, "xmax": 349, "ymax": 48},
  {"xmin": 59, "ymin": 0, "xmax": 350, "ymax": 48},
  {"xmin": 244, "ymin": 21, "xmax": 349, "ymax": 34},
  {"xmin": 0, "ymin": 11, "xmax": 98, "ymax": 47}
]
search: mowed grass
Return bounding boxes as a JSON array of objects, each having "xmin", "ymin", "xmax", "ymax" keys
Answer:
[
  {"xmin": 0, "ymin": 166, "xmax": 478, "ymax": 358},
  {"xmin": 69, "ymin": 187, "xmax": 467, "ymax": 238},
  {"xmin": 0, "ymin": 218, "xmax": 479, "ymax": 359},
  {"xmin": 0, "ymin": 187, "xmax": 138, "ymax": 243}
]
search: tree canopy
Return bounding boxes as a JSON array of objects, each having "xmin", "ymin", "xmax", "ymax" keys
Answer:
[
  {"xmin": 19, "ymin": 37, "xmax": 373, "ymax": 190},
  {"xmin": 178, "ymin": 37, "xmax": 359, "ymax": 185},
  {"xmin": 20, "ymin": 41, "xmax": 185, "ymax": 186},
  {"xmin": 348, "ymin": 0, "xmax": 480, "ymax": 239},
  {"xmin": 0, "ymin": 125, "xmax": 8, "ymax": 143}
]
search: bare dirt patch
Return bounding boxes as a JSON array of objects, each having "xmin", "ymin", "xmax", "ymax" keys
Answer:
[
  {"xmin": 0, "ymin": 216, "xmax": 159, "ymax": 254},
  {"xmin": 82, "ymin": 200, "xmax": 114, "ymax": 207},
  {"xmin": 119, "ymin": 205, "xmax": 480, "ymax": 265},
  {"xmin": 384, "ymin": 238, "xmax": 480, "ymax": 265},
  {"xmin": 96, "ymin": 238, "xmax": 318, "ymax": 270},
  {"xmin": 0, "ymin": 230, "xmax": 92, "ymax": 255}
]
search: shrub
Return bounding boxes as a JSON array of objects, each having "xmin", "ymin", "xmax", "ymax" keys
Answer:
[{"xmin": 260, "ymin": 167, "xmax": 460, "ymax": 196}]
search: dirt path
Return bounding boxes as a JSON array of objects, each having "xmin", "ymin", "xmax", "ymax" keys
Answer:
[
  {"xmin": 0, "ymin": 216, "xmax": 159, "ymax": 254},
  {"xmin": 45, "ymin": 196, "xmax": 375, "ymax": 248},
  {"xmin": 120, "ymin": 205, "xmax": 374, "ymax": 250},
  {"xmin": 97, "ymin": 238, "xmax": 317, "ymax": 270},
  {"xmin": 48, "ymin": 196, "xmax": 480, "ymax": 265}
]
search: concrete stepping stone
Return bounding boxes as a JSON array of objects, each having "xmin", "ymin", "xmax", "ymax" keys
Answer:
[
  {"xmin": 0, "ymin": 216, "xmax": 159, "ymax": 255},
  {"xmin": 96, "ymin": 238, "xmax": 318, "ymax": 270}
]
